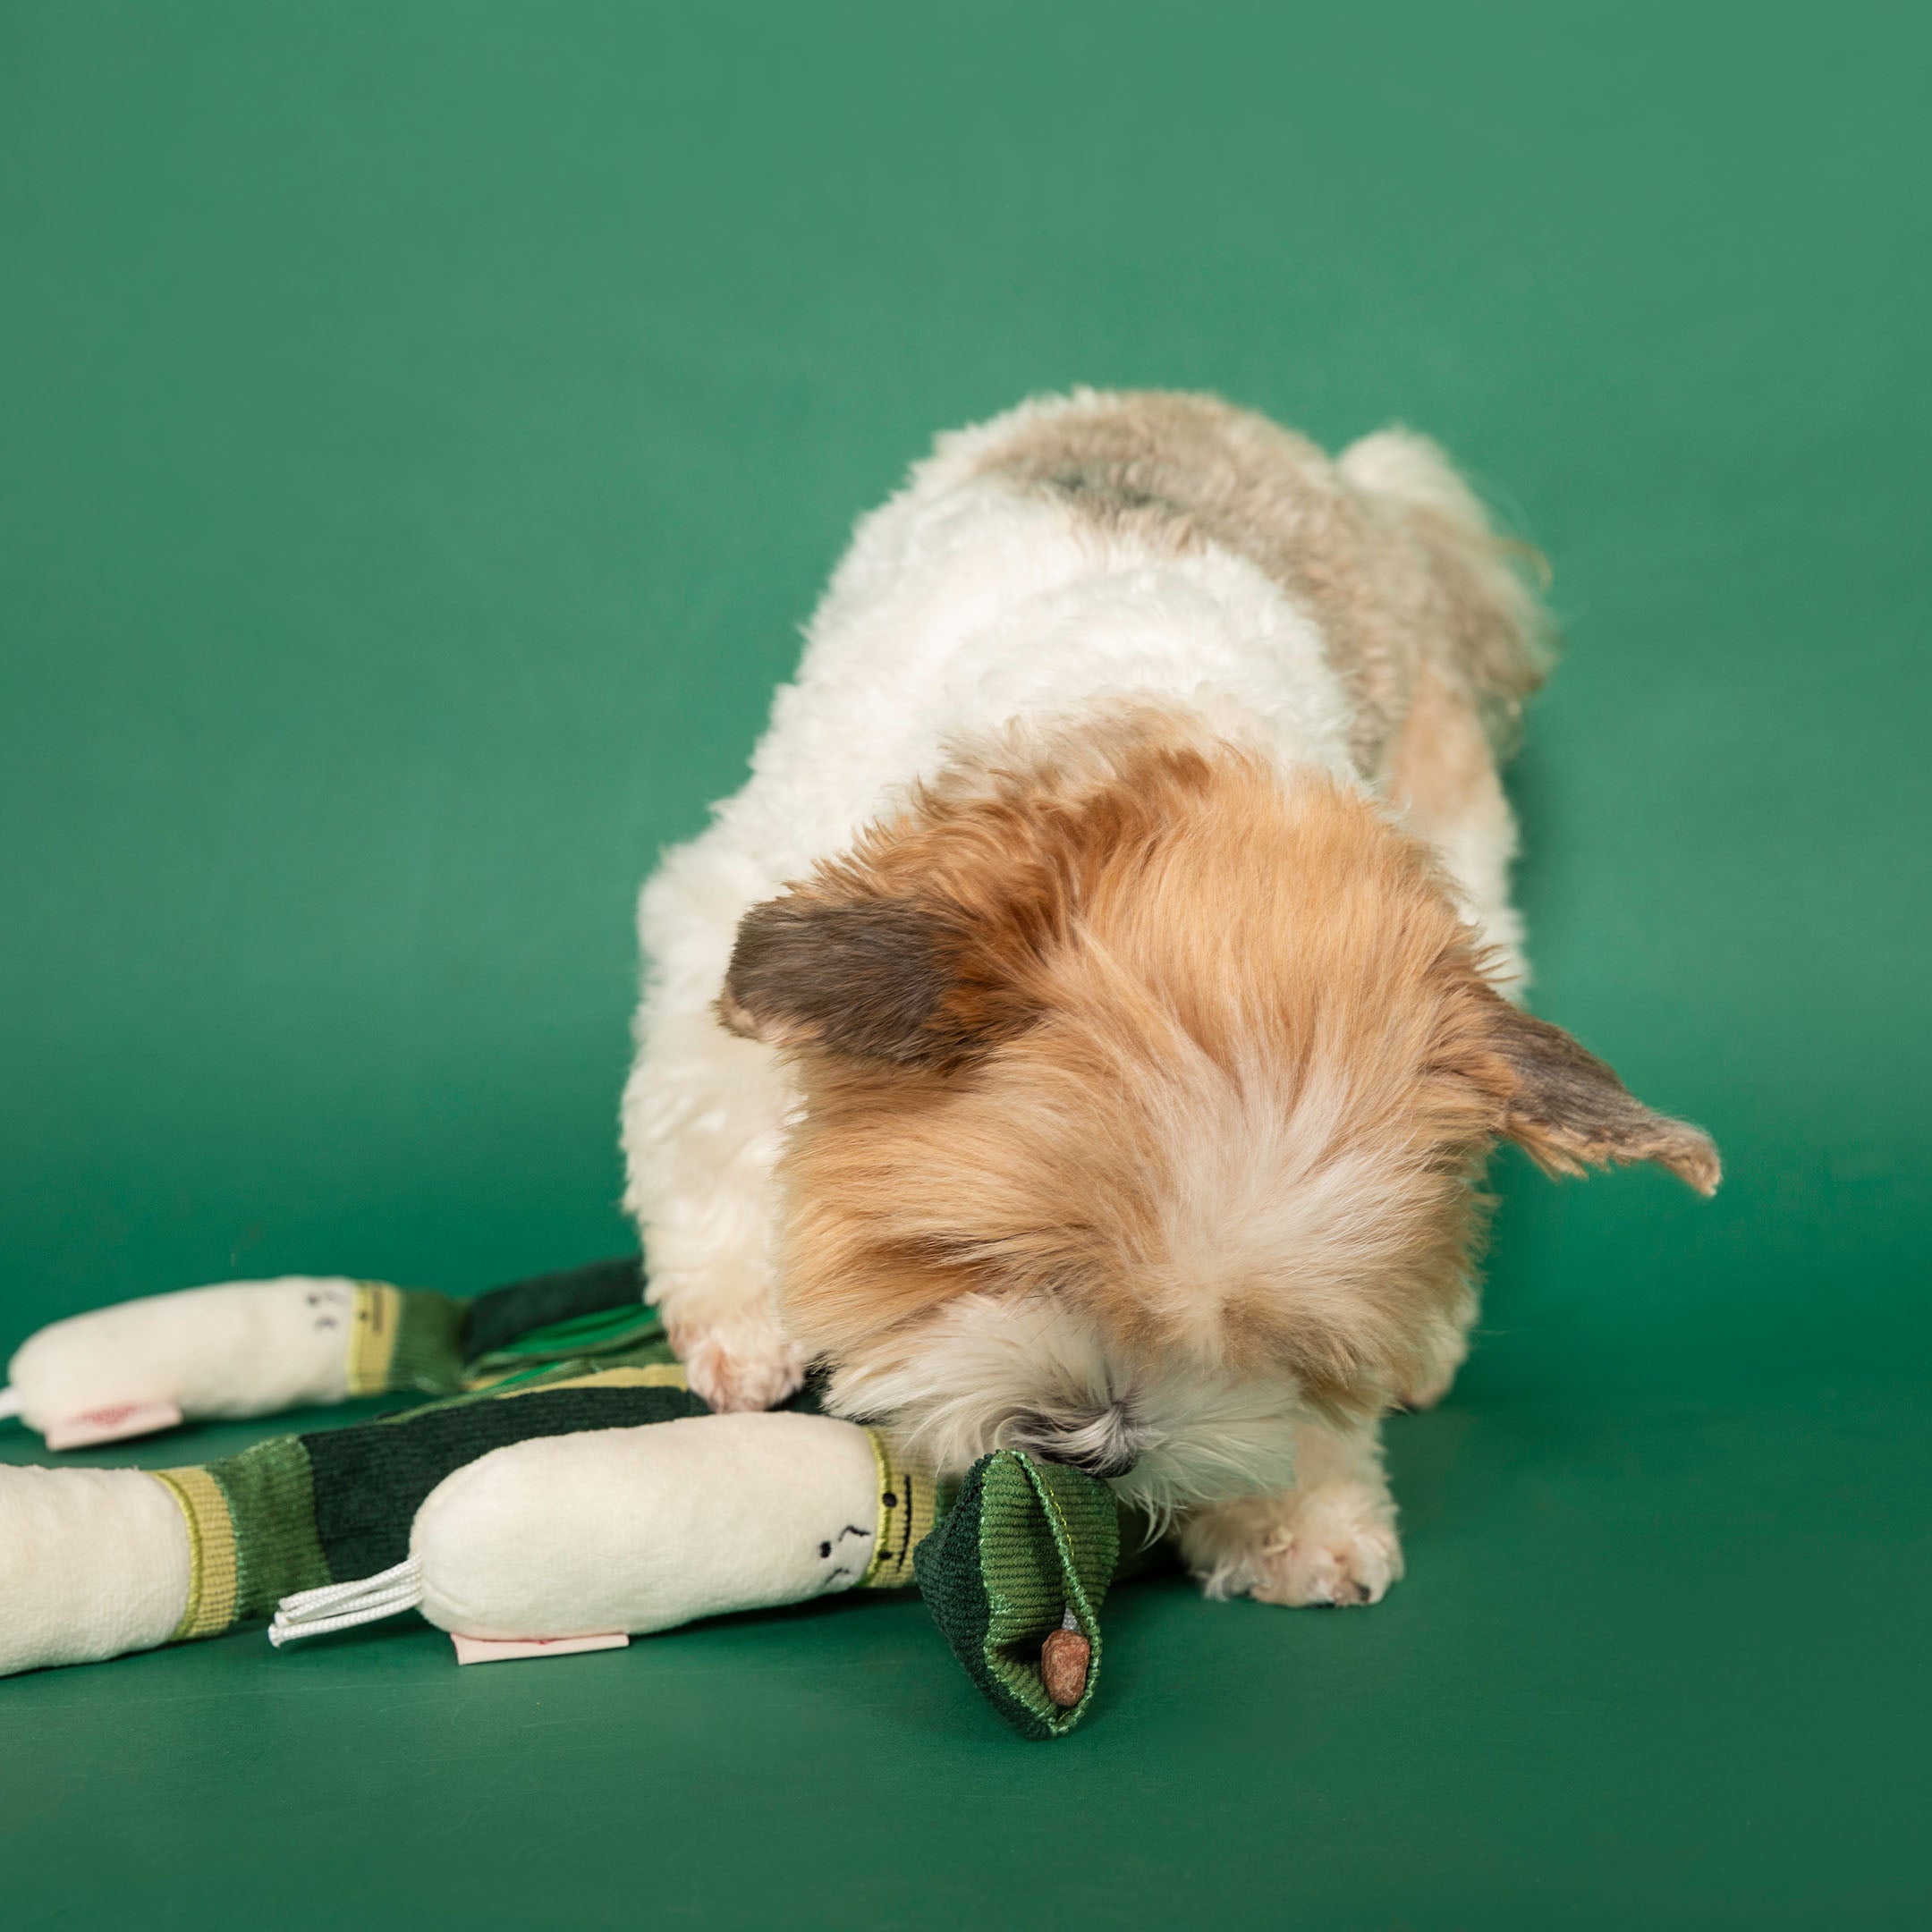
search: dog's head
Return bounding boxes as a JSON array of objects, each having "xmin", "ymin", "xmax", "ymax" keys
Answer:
[{"xmin": 721, "ymin": 710, "xmax": 1717, "ymax": 1520}]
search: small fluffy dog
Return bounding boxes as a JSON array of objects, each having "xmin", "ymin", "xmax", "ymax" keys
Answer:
[{"xmin": 622, "ymin": 390, "xmax": 1718, "ymax": 1608}]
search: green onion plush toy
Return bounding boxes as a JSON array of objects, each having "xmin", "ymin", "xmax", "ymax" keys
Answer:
[{"xmin": 0, "ymin": 1260, "xmax": 1134, "ymax": 1739}]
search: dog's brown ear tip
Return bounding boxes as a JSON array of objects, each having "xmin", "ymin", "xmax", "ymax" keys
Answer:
[
  {"xmin": 1641, "ymin": 1119, "xmax": 1721, "ymax": 1196},
  {"xmin": 1490, "ymin": 1004, "xmax": 1724, "ymax": 1198},
  {"xmin": 1677, "ymin": 1137, "xmax": 1723, "ymax": 1198}
]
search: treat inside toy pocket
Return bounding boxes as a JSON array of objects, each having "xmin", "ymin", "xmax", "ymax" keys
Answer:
[{"xmin": 912, "ymin": 1449, "xmax": 1120, "ymax": 1741}]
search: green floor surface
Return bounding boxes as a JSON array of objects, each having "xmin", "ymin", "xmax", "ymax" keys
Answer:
[
  {"xmin": 4, "ymin": 1366, "xmax": 1928, "ymax": 1931},
  {"xmin": 3, "ymin": 3, "xmax": 1927, "ymax": 1927}
]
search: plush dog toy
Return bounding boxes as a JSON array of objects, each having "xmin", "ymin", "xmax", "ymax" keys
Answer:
[{"xmin": 0, "ymin": 1261, "xmax": 1131, "ymax": 1739}]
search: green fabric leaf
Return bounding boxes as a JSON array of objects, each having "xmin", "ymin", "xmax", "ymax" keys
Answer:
[
  {"xmin": 913, "ymin": 1450, "xmax": 1120, "ymax": 1740},
  {"xmin": 462, "ymin": 1302, "xmax": 667, "ymax": 1378},
  {"xmin": 389, "ymin": 1289, "xmax": 471, "ymax": 1395}
]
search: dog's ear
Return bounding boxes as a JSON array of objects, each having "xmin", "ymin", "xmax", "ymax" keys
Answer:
[
  {"xmin": 719, "ymin": 885, "xmax": 1046, "ymax": 1069},
  {"xmin": 718, "ymin": 730, "xmax": 1214, "ymax": 1068},
  {"xmin": 1487, "ymin": 1003, "xmax": 1721, "ymax": 1194}
]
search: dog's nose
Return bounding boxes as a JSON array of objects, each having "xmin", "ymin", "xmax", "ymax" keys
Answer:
[
  {"xmin": 1007, "ymin": 1411, "xmax": 1140, "ymax": 1480},
  {"xmin": 1064, "ymin": 1442, "xmax": 1140, "ymax": 1479}
]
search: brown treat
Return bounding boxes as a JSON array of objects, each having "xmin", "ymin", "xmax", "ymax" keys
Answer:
[{"xmin": 1039, "ymin": 1626, "xmax": 1091, "ymax": 1707}]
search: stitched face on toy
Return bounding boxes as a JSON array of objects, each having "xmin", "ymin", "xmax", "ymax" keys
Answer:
[{"xmin": 723, "ymin": 712, "xmax": 1720, "ymax": 1521}]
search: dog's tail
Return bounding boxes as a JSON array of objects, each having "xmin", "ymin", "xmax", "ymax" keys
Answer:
[{"xmin": 1341, "ymin": 428, "xmax": 1554, "ymax": 748}]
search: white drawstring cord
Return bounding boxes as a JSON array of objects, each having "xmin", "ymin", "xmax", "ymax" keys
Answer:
[
  {"xmin": 268, "ymin": 1557, "xmax": 425, "ymax": 1647},
  {"xmin": 0, "ymin": 1387, "xmax": 21, "ymax": 1422}
]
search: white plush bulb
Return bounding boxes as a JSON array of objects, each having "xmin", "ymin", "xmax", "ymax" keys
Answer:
[
  {"xmin": 5, "ymin": 1278, "xmax": 361, "ymax": 1434},
  {"xmin": 411, "ymin": 1411, "xmax": 882, "ymax": 1641},
  {"xmin": 0, "ymin": 1468, "xmax": 191, "ymax": 1677}
]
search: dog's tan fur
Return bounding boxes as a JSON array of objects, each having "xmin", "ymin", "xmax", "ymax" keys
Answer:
[{"xmin": 724, "ymin": 712, "xmax": 1716, "ymax": 1432}]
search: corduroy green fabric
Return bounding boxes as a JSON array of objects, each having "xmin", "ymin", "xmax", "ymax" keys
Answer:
[
  {"xmin": 205, "ymin": 1435, "xmax": 332, "ymax": 1623},
  {"xmin": 391, "ymin": 1335, "xmax": 686, "ymax": 1413},
  {"xmin": 912, "ymin": 1450, "xmax": 1120, "ymax": 1741},
  {"xmin": 349, "ymin": 1260, "xmax": 660, "ymax": 1399}
]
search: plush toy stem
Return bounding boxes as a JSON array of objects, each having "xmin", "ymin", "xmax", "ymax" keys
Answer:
[{"xmin": 1039, "ymin": 1606, "xmax": 1091, "ymax": 1707}]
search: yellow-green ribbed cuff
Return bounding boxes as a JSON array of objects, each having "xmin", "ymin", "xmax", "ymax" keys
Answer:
[
  {"xmin": 860, "ymin": 1431, "xmax": 941, "ymax": 1589},
  {"xmin": 153, "ymin": 1467, "xmax": 239, "ymax": 1641}
]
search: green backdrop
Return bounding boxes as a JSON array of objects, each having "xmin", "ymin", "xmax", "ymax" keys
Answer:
[{"xmin": 3, "ymin": 4, "xmax": 1926, "ymax": 1928}]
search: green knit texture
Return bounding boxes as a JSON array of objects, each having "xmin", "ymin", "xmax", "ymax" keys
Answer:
[
  {"xmin": 206, "ymin": 1435, "xmax": 333, "ymax": 1621},
  {"xmin": 303, "ymin": 1381, "xmax": 708, "ymax": 1580},
  {"xmin": 462, "ymin": 1302, "xmax": 668, "ymax": 1382},
  {"xmin": 378, "ymin": 1263, "xmax": 663, "ymax": 1398},
  {"xmin": 912, "ymin": 1449, "xmax": 1120, "ymax": 1741},
  {"xmin": 390, "ymin": 1289, "xmax": 471, "ymax": 1395},
  {"xmin": 390, "ymin": 1336, "xmax": 684, "ymax": 1418}
]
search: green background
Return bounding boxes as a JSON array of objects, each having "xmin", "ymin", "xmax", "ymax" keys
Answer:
[{"xmin": 3, "ymin": 3, "xmax": 1927, "ymax": 1927}]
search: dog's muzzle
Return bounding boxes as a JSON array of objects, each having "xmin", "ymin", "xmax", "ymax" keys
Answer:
[{"xmin": 1005, "ymin": 1403, "xmax": 1144, "ymax": 1480}]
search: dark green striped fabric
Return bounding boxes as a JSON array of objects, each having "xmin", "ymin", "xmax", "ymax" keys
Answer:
[
  {"xmin": 180, "ymin": 1258, "xmax": 1145, "ymax": 1739},
  {"xmin": 463, "ymin": 1257, "xmax": 647, "ymax": 1360},
  {"xmin": 302, "ymin": 1382, "xmax": 708, "ymax": 1580},
  {"xmin": 362, "ymin": 1258, "xmax": 658, "ymax": 1400}
]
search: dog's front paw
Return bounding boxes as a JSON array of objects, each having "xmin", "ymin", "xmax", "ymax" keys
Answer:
[
  {"xmin": 1247, "ymin": 1481, "xmax": 1404, "ymax": 1608},
  {"xmin": 672, "ymin": 1318, "xmax": 808, "ymax": 1414}
]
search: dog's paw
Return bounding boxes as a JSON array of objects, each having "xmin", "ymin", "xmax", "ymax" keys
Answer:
[
  {"xmin": 1246, "ymin": 1480, "xmax": 1403, "ymax": 1608},
  {"xmin": 673, "ymin": 1319, "xmax": 808, "ymax": 1414}
]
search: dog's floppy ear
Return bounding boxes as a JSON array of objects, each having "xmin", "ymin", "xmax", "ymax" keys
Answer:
[
  {"xmin": 720, "ymin": 732, "xmax": 1208, "ymax": 1068},
  {"xmin": 719, "ymin": 886, "xmax": 1044, "ymax": 1069},
  {"xmin": 1487, "ymin": 1002, "xmax": 1721, "ymax": 1194}
]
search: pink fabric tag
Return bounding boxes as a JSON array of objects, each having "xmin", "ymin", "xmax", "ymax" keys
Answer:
[
  {"xmin": 450, "ymin": 1631, "xmax": 630, "ymax": 1665},
  {"xmin": 45, "ymin": 1400, "xmax": 184, "ymax": 1451}
]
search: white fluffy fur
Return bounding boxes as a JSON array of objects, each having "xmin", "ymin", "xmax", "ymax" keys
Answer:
[
  {"xmin": 411, "ymin": 1412, "xmax": 881, "ymax": 1640},
  {"xmin": 0, "ymin": 1467, "xmax": 190, "ymax": 1676},
  {"xmin": 4, "ymin": 1278, "xmax": 360, "ymax": 1434}
]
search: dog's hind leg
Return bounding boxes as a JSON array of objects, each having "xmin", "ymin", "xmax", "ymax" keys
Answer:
[
  {"xmin": 1386, "ymin": 665, "xmax": 1530, "ymax": 998},
  {"xmin": 1381, "ymin": 669, "xmax": 1523, "ymax": 1411},
  {"xmin": 1343, "ymin": 425, "xmax": 1547, "ymax": 1003}
]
